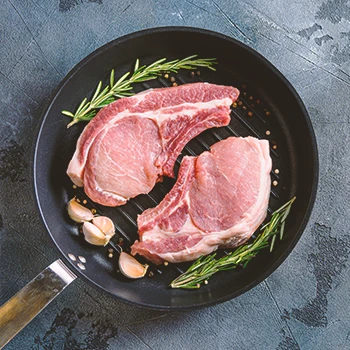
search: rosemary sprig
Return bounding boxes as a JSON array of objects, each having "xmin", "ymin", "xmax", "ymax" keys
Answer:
[
  {"xmin": 170, "ymin": 197, "xmax": 296, "ymax": 289},
  {"xmin": 62, "ymin": 55, "xmax": 217, "ymax": 128}
]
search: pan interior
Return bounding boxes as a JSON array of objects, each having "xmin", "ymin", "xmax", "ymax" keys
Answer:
[{"xmin": 34, "ymin": 28, "xmax": 318, "ymax": 309}]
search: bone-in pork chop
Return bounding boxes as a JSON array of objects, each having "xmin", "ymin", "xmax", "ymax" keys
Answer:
[
  {"xmin": 131, "ymin": 137, "xmax": 272, "ymax": 264},
  {"xmin": 67, "ymin": 83, "xmax": 239, "ymax": 206}
]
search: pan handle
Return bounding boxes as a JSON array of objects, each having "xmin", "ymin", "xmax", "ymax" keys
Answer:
[{"xmin": 0, "ymin": 259, "xmax": 76, "ymax": 348}]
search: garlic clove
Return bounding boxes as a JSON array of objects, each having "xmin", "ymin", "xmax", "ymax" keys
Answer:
[
  {"xmin": 92, "ymin": 216, "xmax": 115, "ymax": 238},
  {"xmin": 82, "ymin": 222, "xmax": 108, "ymax": 246},
  {"xmin": 119, "ymin": 252, "xmax": 149, "ymax": 279},
  {"xmin": 67, "ymin": 198, "xmax": 94, "ymax": 223}
]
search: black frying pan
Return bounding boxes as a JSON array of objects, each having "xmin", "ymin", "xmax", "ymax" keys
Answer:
[{"xmin": 0, "ymin": 27, "xmax": 318, "ymax": 345}]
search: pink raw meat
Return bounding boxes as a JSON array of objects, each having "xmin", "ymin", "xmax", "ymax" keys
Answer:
[
  {"xmin": 131, "ymin": 137, "xmax": 272, "ymax": 264},
  {"xmin": 67, "ymin": 83, "xmax": 239, "ymax": 206}
]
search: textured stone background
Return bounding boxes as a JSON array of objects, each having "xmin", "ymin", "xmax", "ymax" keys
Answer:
[{"xmin": 1, "ymin": 0, "xmax": 350, "ymax": 349}]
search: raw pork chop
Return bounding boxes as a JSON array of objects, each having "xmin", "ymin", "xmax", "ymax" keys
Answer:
[
  {"xmin": 67, "ymin": 83, "xmax": 239, "ymax": 206},
  {"xmin": 131, "ymin": 137, "xmax": 272, "ymax": 264}
]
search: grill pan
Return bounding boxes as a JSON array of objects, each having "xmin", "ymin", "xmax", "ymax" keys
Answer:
[{"xmin": 0, "ymin": 27, "xmax": 318, "ymax": 344}]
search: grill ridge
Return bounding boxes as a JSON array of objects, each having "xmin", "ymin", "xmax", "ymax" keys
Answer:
[{"xmin": 238, "ymin": 95, "xmax": 267, "ymax": 125}]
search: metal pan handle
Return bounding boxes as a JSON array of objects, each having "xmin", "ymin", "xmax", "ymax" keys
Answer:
[{"xmin": 0, "ymin": 259, "xmax": 76, "ymax": 348}]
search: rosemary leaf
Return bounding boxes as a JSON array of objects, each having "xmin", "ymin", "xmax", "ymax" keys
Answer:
[
  {"xmin": 170, "ymin": 197, "xmax": 296, "ymax": 289},
  {"xmin": 61, "ymin": 110, "xmax": 74, "ymax": 117},
  {"xmin": 280, "ymin": 221, "xmax": 286, "ymax": 240},
  {"xmin": 270, "ymin": 235, "xmax": 276, "ymax": 252},
  {"xmin": 114, "ymin": 72, "xmax": 130, "ymax": 88},
  {"xmin": 75, "ymin": 97, "xmax": 88, "ymax": 115},
  {"xmin": 134, "ymin": 59, "xmax": 140, "ymax": 72},
  {"xmin": 63, "ymin": 55, "xmax": 217, "ymax": 128},
  {"xmin": 91, "ymin": 81, "xmax": 103, "ymax": 102},
  {"xmin": 109, "ymin": 69, "xmax": 115, "ymax": 88}
]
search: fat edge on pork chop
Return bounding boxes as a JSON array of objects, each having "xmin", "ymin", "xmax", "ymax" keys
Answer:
[
  {"xmin": 131, "ymin": 136, "xmax": 272, "ymax": 265},
  {"xmin": 67, "ymin": 83, "xmax": 239, "ymax": 206}
]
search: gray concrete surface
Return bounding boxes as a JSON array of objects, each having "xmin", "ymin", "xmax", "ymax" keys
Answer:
[{"xmin": 1, "ymin": 0, "xmax": 350, "ymax": 349}]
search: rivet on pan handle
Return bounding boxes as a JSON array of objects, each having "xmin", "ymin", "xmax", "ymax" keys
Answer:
[{"xmin": 0, "ymin": 260, "xmax": 77, "ymax": 348}]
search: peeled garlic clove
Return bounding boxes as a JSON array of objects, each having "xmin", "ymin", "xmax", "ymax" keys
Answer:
[
  {"xmin": 92, "ymin": 216, "xmax": 115, "ymax": 238},
  {"xmin": 67, "ymin": 198, "xmax": 94, "ymax": 223},
  {"xmin": 119, "ymin": 252, "xmax": 149, "ymax": 279},
  {"xmin": 82, "ymin": 222, "xmax": 108, "ymax": 246}
]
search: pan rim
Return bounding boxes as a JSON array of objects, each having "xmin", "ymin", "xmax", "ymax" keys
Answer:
[{"xmin": 33, "ymin": 26, "xmax": 319, "ymax": 310}]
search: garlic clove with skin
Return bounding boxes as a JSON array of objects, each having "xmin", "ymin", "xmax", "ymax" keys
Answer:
[
  {"xmin": 119, "ymin": 252, "xmax": 149, "ymax": 279},
  {"xmin": 82, "ymin": 222, "xmax": 109, "ymax": 246},
  {"xmin": 67, "ymin": 198, "xmax": 94, "ymax": 223},
  {"xmin": 92, "ymin": 216, "xmax": 115, "ymax": 239}
]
